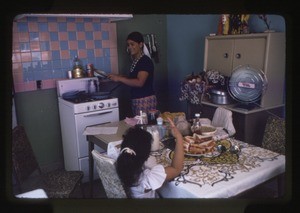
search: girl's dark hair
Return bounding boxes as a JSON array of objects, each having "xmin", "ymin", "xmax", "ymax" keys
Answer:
[
  {"xmin": 126, "ymin": 31, "xmax": 144, "ymax": 43},
  {"xmin": 116, "ymin": 126, "xmax": 152, "ymax": 190}
]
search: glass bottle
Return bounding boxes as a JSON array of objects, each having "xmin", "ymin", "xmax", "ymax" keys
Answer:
[{"xmin": 191, "ymin": 113, "xmax": 201, "ymax": 134}]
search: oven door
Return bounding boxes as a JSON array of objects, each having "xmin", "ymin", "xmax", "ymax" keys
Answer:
[{"xmin": 75, "ymin": 108, "xmax": 119, "ymax": 158}]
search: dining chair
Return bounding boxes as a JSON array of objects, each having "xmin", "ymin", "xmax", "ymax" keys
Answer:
[
  {"xmin": 211, "ymin": 107, "xmax": 236, "ymax": 136},
  {"xmin": 91, "ymin": 149, "xmax": 128, "ymax": 198},
  {"xmin": 12, "ymin": 125, "xmax": 84, "ymax": 198},
  {"xmin": 261, "ymin": 115, "xmax": 285, "ymax": 155}
]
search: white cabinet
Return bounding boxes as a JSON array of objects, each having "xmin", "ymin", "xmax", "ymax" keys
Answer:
[{"xmin": 204, "ymin": 32, "xmax": 285, "ymax": 108}]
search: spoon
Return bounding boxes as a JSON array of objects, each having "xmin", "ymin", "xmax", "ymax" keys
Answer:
[{"xmin": 151, "ymin": 34, "xmax": 156, "ymax": 52}]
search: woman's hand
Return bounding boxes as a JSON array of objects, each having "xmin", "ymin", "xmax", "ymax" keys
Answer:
[{"xmin": 107, "ymin": 74, "xmax": 120, "ymax": 82}]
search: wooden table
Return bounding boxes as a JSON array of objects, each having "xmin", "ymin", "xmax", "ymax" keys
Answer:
[{"xmin": 86, "ymin": 120, "xmax": 285, "ymax": 198}]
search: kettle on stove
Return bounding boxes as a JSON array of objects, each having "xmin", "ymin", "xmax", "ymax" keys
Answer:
[{"xmin": 72, "ymin": 56, "xmax": 84, "ymax": 78}]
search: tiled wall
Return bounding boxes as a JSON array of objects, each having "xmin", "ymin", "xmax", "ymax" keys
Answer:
[{"xmin": 12, "ymin": 16, "xmax": 118, "ymax": 93}]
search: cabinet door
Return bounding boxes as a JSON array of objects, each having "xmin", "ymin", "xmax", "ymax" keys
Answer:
[
  {"xmin": 232, "ymin": 38, "xmax": 266, "ymax": 72},
  {"xmin": 205, "ymin": 39, "xmax": 234, "ymax": 76}
]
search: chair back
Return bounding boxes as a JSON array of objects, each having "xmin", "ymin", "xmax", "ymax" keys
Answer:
[
  {"xmin": 212, "ymin": 107, "xmax": 236, "ymax": 136},
  {"xmin": 92, "ymin": 150, "xmax": 127, "ymax": 198},
  {"xmin": 12, "ymin": 125, "xmax": 41, "ymax": 184},
  {"xmin": 262, "ymin": 115, "xmax": 285, "ymax": 155}
]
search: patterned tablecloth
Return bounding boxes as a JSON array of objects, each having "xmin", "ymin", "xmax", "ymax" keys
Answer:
[{"xmin": 155, "ymin": 138, "xmax": 285, "ymax": 198}]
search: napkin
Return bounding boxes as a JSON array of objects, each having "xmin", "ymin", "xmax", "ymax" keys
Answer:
[{"xmin": 107, "ymin": 140, "xmax": 122, "ymax": 160}]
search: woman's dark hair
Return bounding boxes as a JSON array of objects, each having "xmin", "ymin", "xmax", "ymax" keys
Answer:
[
  {"xmin": 116, "ymin": 126, "xmax": 152, "ymax": 190},
  {"xmin": 127, "ymin": 31, "xmax": 144, "ymax": 43}
]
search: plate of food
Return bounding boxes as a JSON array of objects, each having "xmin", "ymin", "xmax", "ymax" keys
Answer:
[
  {"xmin": 199, "ymin": 125, "xmax": 217, "ymax": 136},
  {"xmin": 183, "ymin": 134, "xmax": 218, "ymax": 157}
]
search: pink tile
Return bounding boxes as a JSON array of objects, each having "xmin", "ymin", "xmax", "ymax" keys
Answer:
[
  {"xmin": 109, "ymin": 24, "xmax": 117, "ymax": 48},
  {"xmin": 75, "ymin": 18, "xmax": 84, "ymax": 22},
  {"xmin": 86, "ymin": 40, "xmax": 95, "ymax": 49},
  {"xmin": 110, "ymin": 48, "xmax": 118, "ymax": 57},
  {"xmin": 48, "ymin": 22, "xmax": 58, "ymax": 32},
  {"xmin": 78, "ymin": 49, "xmax": 87, "ymax": 58},
  {"xmin": 13, "ymin": 42, "xmax": 20, "ymax": 53},
  {"xmin": 13, "ymin": 83, "xmax": 24, "ymax": 93},
  {"xmin": 57, "ymin": 17, "xmax": 67, "ymax": 22},
  {"xmin": 101, "ymin": 23, "xmax": 109, "ymax": 31},
  {"xmin": 67, "ymin": 22, "xmax": 76, "ymax": 31},
  {"xmin": 50, "ymin": 41, "xmax": 60, "ymax": 50},
  {"xmin": 77, "ymin": 32, "xmax": 85, "ymax": 40},
  {"xmin": 102, "ymin": 40, "xmax": 110, "ymax": 48},
  {"xmin": 58, "ymin": 32, "xmax": 68, "ymax": 40},
  {"xmin": 60, "ymin": 50, "xmax": 70, "ymax": 59},
  {"xmin": 12, "ymin": 72, "xmax": 23, "ymax": 84},
  {"xmin": 21, "ymin": 52, "xmax": 32, "ymax": 62},
  {"xmin": 42, "ymin": 79, "xmax": 56, "ymax": 89},
  {"xmin": 41, "ymin": 51, "xmax": 51, "ymax": 60},
  {"xmin": 95, "ymin": 49, "xmax": 103, "ymax": 57},
  {"xmin": 39, "ymin": 32, "xmax": 50, "ymax": 41},
  {"xmin": 25, "ymin": 81, "xmax": 37, "ymax": 91},
  {"xmin": 84, "ymin": 22, "xmax": 93, "ymax": 31},
  {"xmin": 30, "ymin": 41, "xmax": 40, "ymax": 51},
  {"xmin": 37, "ymin": 17, "xmax": 47, "ymax": 22},
  {"xmin": 110, "ymin": 56, "xmax": 119, "ymax": 74},
  {"xmin": 19, "ymin": 32, "xmax": 29, "ymax": 42},
  {"xmin": 69, "ymin": 41, "xmax": 78, "ymax": 50},
  {"xmin": 94, "ymin": 31, "xmax": 102, "ymax": 40},
  {"xmin": 12, "ymin": 62, "xmax": 22, "ymax": 73},
  {"xmin": 13, "ymin": 33, "xmax": 19, "ymax": 43},
  {"xmin": 12, "ymin": 53, "xmax": 21, "ymax": 63},
  {"xmin": 28, "ymin": 22, "xmax": 38, "ymax": 32}
]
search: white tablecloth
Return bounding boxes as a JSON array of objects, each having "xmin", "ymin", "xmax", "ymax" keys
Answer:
[{"xmin": 156, "ymin": 139, "xmax": 285, "ymax": 198}]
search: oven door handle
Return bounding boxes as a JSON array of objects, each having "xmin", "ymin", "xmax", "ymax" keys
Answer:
[{"xmin": 83, "ymin": 111, "xmax": 113, "ymax": 117}]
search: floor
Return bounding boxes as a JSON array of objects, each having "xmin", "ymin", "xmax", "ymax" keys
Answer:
[{"xmin": 71, "ymin": 176, "xmax": 283, "ymax": 199}]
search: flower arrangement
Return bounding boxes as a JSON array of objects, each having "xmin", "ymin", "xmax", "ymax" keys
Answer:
[{"xmin": 258, "ymin": 14, "xmax": 271, "ymax": 30}]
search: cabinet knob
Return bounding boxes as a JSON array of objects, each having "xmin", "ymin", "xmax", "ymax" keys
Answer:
[
  {"xmin": 235, "ymin": 53, "xmax": 241, "ymax": 59},
  {"xmin": 223, "ymin": 53, "xmax": 228, "ymax": 58}
]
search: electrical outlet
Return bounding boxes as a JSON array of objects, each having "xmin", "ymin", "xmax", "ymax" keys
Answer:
[{"xmin": 36, "ymin": 80, "xmax": 42, "ymax": 89}]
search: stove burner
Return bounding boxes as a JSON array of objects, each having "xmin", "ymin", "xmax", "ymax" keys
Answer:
[{"xmin": 63, "ymin": 92, "xmax": 112, "ymax": 103}]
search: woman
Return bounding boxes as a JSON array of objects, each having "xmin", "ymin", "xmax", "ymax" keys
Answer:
[
  {"xmin": 116, "ymin": 117, "xmax": 184, "ymax": 198},
  {"xmin": 108, "ymin": 31, "xmax": 157, "ymax": 116}
]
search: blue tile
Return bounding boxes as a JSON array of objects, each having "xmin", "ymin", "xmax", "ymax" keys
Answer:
[
  {"xmin": 60, "ymin": 41, "xmax": 69, "ymax": 50},
  {"xmin": 87, "ymin": 49, "xmax": 95, "ymax": 58},
  {"xmin": 38, "ymin": 23, "xmax": 48, "ymax": 32},
  {"xmin": 85, "ymin": 31, "xmax": 93, "ymax": 40},
  {"xmin": 23, "ymin": 71, "xmax": 35, "ymax": 81},
  {"xmin": 103, "ymin": 48, "xmax": 110, "ymax": 57},
  {"xmin": 51, "ymin": 50, "xmax": 61, "ymax": 60},
  {"xmin": 83, "ymin": 18, "xmax": 93, "ymax": 22},
  {"xmin": 76, "ymin": 22, "xmax": 85, "ymax": 31},
  {"xmin": 50, "ymin": 32, "xmax": 59, "ymax": 41},
  {"xmin": 34, "ymin": 71, "xmax": 43, "ymax": 80},
  {"xmin": 40, "ymin": 41, "xmax": 50, "ymax": 51},
  {"xmin": 93, "ymin": 23, "xmax": 101, "ymax": 31},
  {"xmin": 47, "ymin": 17, "xmax": 57, "ymax": 22},
  {"xmin": 78, "ymin": 40, "xmax": 86, "ymax": 49},
  {"xmin": 100, "ymin": 18, "xmax": 109, "ymax": 23},
  {"xmin": 52, "ymin": 59, "xmax": 61, "ymax": 68},
  {"xmin": 22, "ymin": 62, "xmax": 32, "ymax": 72},
  {"xmin": 58, "ymin": 22, "xmax": 67, "ymax": 31},
  {"xmin": 87, "ymin": 58, "xmax": 96, "ymax": 66},
  {"xmin": 66, "ymin": 17, "xmax": 76, "ymax": 22},
  {"xmin": 94, "ymin": 40, "xmax": 102, "ymax": 48},
  {"xmin": 20, "ymin": 42, "xmax": 30, "ymax": 52},
  {"xmin": 29, "ymin": 32, "xmax": 39, "ymax": 41},
  {"xmin": 61, "ymin": 59, "xmax": 71, "ymax": 69},
  {"xmin": 69, "ymin": 51, "xmax": 78, "ymax": 60},
  {"xmin": 103, "ymin": 57, "xmax": 111, "ymax": 72},
  {"xmin": 27, "ymin": 17, "xmax": 38, "ymax": 22},
  {"xmin": 17, "ymin": 22, "xmax": 28, "ymax": 32},
  {"xmin": 32, "ymin": 52, "xmax": 42, "ymax": 61},
  {"xmin": 95, "ymin": 57, "xmax": 104, "ymax": 70},
  {"xmin": 68, "ymin": 32, "xmax": 77, "ymax": 41},
  {"xmin": 52, "ymin": 68, "xmax": 63, "ymax": 78},
  {"xmin": 102, "ymin": 31, "xmax": 109, "ymax": 40},
  {"xmin": 42, "ymin": 61, "xmax": 52, "ymax": 70},
  {"xmin": 43, "ymin": 70, "xmax": 53, "ymax": 79}
]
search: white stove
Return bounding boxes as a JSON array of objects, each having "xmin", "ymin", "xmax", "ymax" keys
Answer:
[{"xmin": 57, "ymin": 77, "xmax": 119, "ymax": 182}]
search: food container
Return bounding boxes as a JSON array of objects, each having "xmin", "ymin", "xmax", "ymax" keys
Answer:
[{"xmin": 209, "ymin": 89, "xmax": 233, "ymax": 105}]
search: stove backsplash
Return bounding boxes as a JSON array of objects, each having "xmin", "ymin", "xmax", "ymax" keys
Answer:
[{"xmin": 12, "ymin": 16, "xmax": 118, "ymax": 93}]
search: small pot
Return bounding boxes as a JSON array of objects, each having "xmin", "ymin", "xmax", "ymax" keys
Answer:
[{"xmin": 209, "ymin": 89, "xmax": 233, "ymax": 105}]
